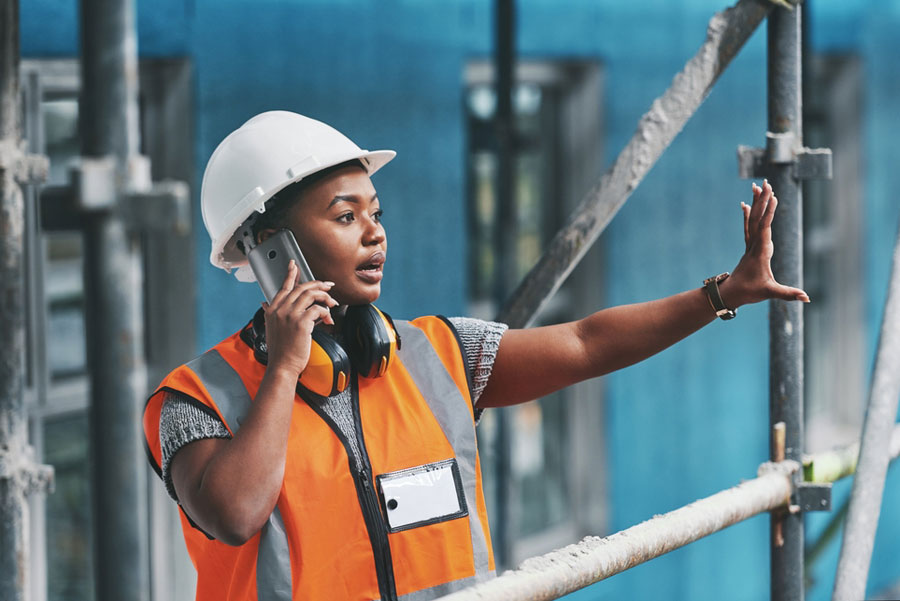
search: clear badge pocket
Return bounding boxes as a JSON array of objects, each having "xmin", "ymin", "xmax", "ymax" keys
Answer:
[{"xmin": 376, "ymin": 458, "xmax": 468, "ymax": 533}]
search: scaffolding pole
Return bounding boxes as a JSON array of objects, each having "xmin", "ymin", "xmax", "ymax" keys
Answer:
[
  {"xmin": 492, "ymin": 0, "xmax": 516, "ymax": 568},
  {"xmin": 437, "ymin": 461, "xmax": 798, "ymax": 601},
  {"xmin": 0, "ymin": 1, "xmax": 52, "ymax": 599},
  {"xmin": 79, "ymin": 0, "xmax": 150, "ymax": 599},
  {"xmin": 832, "ymin": 221, "xmax": 900, "ymax": 601},
  {"xmin": 766, "ymin": 7, "xmax": 805, "ymax": 601},
  {"xmin": 0, "ymin": 2, "xmax": 30, "ymax": 598}
]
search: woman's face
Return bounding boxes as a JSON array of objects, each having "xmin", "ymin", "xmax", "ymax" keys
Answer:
[{"xmin": 269, "ymin": 165, "xmax": 386, "ymax": 306}]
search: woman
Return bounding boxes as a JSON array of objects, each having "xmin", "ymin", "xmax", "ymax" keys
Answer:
[{"xmin": 142, "ymin": 111, "xmax": 807, "ymax": 601}]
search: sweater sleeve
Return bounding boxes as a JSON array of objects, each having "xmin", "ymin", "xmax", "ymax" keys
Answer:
[
  {"xmin": 446, "ymin": 316, "xmax": 508, "ymax": 408},
  {"xmin": 158, "ymin": 390, "xmax": 232, "ymax": 502}
]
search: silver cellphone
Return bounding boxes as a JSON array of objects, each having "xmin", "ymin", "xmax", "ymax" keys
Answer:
[{"xmin": 247, "ymin": 229, "xmax": 316, "ymax": 304}]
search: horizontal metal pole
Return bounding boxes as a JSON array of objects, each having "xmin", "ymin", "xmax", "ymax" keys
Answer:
[
  {"xmin": 438, "ymin": 461, "xmax": 797, "ymax": 601},
  {"xmin": 498, "ymin": 0, "xmax": 773, "ymax": 328}
]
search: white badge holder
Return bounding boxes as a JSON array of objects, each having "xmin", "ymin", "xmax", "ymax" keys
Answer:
[{"xmin": 376, "ymin": 458, "xmax": 468, "ymax": 533}]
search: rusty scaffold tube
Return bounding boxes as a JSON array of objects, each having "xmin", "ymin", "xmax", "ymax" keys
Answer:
[
  {"xmin": 0, "ymin": 2, "xmax": 31, "ymax": 598},
  {"xmin": 0, "ymin": 0, "xmax": 52, "ymax": 598}
]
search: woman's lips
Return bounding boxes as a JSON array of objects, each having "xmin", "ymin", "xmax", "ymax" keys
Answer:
[
  {"xmin": 356, "ymin": 251, "xmax": 385, "ymax": 284},
  {"xmin": 355, "ymin": 264, "xmax": 383, "ymax": 284}
]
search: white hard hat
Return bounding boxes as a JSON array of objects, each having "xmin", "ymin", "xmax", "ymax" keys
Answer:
[{"xmin": 200, "ymin": 110, "xmax": 396, "ymax": 281}]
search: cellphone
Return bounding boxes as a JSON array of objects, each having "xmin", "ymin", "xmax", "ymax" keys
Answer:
[{"xmin": 247, "ymin": 229, "xmax": 316, "ymax": 303}]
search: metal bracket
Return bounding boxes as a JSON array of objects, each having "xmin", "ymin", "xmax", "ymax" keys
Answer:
[
  {"xmin": 0, "ymin": 447, "xmax": 55, "ymax": 496},
  {"xmin": 795, "ymin": 148, "xmax": 833, "ymax": 180},
  {"xmin": 71, "ymin": 156, "xmax": 118, "ymax": 210},
  {"xmin": 16, "ymin": 153, "xmax": 50, "ymax": 185},
  {"xmin": 122, "ymin": 180, "xmax": 191, "ymax": 234},
  {"xmin": 796, "ymin": 482, "xmax": 831, "ymax": 512},
  {"xmin": 46, "ymin": 157, "xmax": 191, "ymax": 234},
  {"xmin": 737, "ymin": 146, "xmax": 766, "ymax": 180},
  {"xmin": 0, "ymin": 140, "xmax": 49, "ymax": 185},
  {"xmin": 737, "ymin": 136, "xmax": 832, "ymax": 181}
]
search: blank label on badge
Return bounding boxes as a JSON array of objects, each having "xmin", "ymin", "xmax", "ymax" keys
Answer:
[{"xmin": 377, "ymin": 458, "xmax": 468, "ymax": 533}]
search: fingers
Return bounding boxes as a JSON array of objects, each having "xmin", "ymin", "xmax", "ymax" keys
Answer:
[
  {"xmin": 269, "ymin": 274, "xmax": 335, "ymax": 310},
  {"xmin": 277, "ymin": 260, "xmax": 298, "ymax": 296},
  {"xmin": 761, "ymin": 190, "xmax": 778, "ymax": 231},
  {"xmin": 746, "ymin": 180, "xmax": 781, "ymax": 249},
  {"xmin": 264, "ymin": 290, "xmax": 336, "ymax": 326},
  {"xmin": 741, "ymin": 202, "xmax": 751, "ymax": 250},
  {"xmin": 748, "ymin": 180, "xmax": 772, "ymax": 236},
  {"xmin": 302, "ymin": 302, "xmax": 336, "ymax": 327},
  {"xmin": 282, "ymin": 285, "xmax": 338, "ymax": 315},
  {"xmin": 747, "ymin": 182, "xmax": 764, "ymax": 233}
]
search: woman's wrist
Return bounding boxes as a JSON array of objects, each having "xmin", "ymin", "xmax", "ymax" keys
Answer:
[
  {"xmin": 263, "ymin": 362, "xmax": 302, "ymax": 388},
  {"xmin": 716, "ymin": 274, "xmax": 748, "ymax": 310}
]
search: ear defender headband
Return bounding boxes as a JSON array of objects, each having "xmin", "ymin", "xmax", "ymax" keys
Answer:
[{"xmin": 247, "ymin": 305, "xmax": 398, "ymax": 398}]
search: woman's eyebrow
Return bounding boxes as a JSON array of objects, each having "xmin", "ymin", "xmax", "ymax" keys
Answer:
[{"xmin": 328, "ymin": 193, "xmax": 379, "ymax": 208}]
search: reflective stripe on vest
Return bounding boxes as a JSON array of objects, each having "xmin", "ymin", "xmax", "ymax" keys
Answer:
[
  {"xmin": 393, "ymin": 321, "xmax": 494, "ymax": 590},
  {"xmin": 187, "ymin": 349, "xmax": 292, "ymax": 601}
]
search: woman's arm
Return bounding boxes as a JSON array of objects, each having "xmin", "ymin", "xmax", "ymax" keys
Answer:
[
  {"xmin": 478, "ymin": 180, "xmax": 808, "ymax": 408},
  {"xmin": 170, "ymin": 262, "xmax": 337, "ymax": 545}
]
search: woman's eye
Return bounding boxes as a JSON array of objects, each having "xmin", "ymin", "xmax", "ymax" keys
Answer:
[
  {"xmin": 373, "ymin": 209, "xmax": 384, "ymax": 222},
  {"xmin": 337, "ymin": 212, "xmax": 355, "ymax": 223}
]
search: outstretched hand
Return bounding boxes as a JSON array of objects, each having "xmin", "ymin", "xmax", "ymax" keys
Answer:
[{"xmin": 722, "ymin": 180, "xmax": 810, "ymax": 308}]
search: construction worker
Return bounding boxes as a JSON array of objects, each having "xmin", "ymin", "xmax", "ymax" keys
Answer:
[{"xmin": 142, "ymin": 111, "xmax": 808, "ymax": 601}]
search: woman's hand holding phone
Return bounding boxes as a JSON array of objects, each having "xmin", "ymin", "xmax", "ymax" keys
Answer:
[{"xmin": 262, "ymin": 260, "xmax": 338, "ymax": 379}]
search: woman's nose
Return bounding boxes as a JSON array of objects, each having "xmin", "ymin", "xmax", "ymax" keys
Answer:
[{"xmin": 362, "ymin": 219, "xmax": 385, "ymax": 245}]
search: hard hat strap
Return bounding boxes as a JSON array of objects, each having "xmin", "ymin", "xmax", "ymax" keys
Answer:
[{"xmin": 238, "ymin": 213, "xmax": 260, "ymax": 255}]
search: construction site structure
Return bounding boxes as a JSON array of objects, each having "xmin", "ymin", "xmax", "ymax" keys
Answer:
[{"xmin": 6, "ymin": 0, "xmax": 900, "ymax": 599}]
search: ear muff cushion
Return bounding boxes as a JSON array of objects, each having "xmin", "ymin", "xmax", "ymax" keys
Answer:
[
  {"xmin": 306, "ymin": 329, "xmax": 352, "ymax": 396},
  {"xmin": 344, "ymin": 305, "xmax": 396, "ymax": 378}
]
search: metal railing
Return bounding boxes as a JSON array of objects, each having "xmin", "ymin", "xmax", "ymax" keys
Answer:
[{"xmin": 439, "ymin": 425, "xmax": 900, "ymax": 600}]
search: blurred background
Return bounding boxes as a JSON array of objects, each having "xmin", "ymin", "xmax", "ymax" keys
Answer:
[{"xmin": 13, "ymin": 0, "xmax": 900, "ymax": 599}]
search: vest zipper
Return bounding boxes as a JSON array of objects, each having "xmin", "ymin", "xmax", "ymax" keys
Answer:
[
  {"xmin": 297, "ymin": 375, "xmax": 398, "ymax": 601},
  {"xmin": 350, "ymin": 376, "xmax": 399, "ymax": 601}
]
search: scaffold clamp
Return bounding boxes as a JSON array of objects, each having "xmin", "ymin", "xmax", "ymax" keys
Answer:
[
  {"xmin": 737, "ymin": 139, "xmax": 832, "ymax": 181},
  {"xmin": 0, "ymin": 446, "xmax": 54, "ymax": 496},
  {"xmin": 796, "ymin": 481, "xmax": 831, "ymax": 512}
]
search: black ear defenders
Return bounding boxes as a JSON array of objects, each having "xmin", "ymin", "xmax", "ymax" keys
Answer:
[{"xmin": 246, "ymin": 304, "xmax": 399, "ymax": 398}]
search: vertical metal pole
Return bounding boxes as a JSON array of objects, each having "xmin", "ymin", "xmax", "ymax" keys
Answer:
[
  {"xmin": 0, "ymin": 2, "xmax": 28, "ymax": 599},
  {"xmin": 832, "ymin": 221, "xmax": 900, "ymax": 601},
  {"xmin": 494, "ymin": 0, "xmax": 517, "ymax": 302},
  {"xmin": 79, "ymin": 0, "xmax": 149, "ymax": 599},
  {"xmin": 493, "ymin": 0, "xmax": 516, "ymax": 569},
  {"xmin": 767, "ymin": 6, "xmax": 804, "ymax": 601}
]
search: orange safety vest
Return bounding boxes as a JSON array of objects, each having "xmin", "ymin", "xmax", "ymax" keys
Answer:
[{"xmin": 143, "ymin": 315, "xmax": 495, "ymax": 601}]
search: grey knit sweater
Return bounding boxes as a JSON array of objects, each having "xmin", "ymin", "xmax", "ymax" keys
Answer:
[{"xmin": 158, "ymin": 317, "xmax": 507, "ymax": 502}]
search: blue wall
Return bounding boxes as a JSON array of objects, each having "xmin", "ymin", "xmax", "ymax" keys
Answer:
[{"xmin": 21, "ymin": 0, "xmax": 900, "ymax": 599}]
